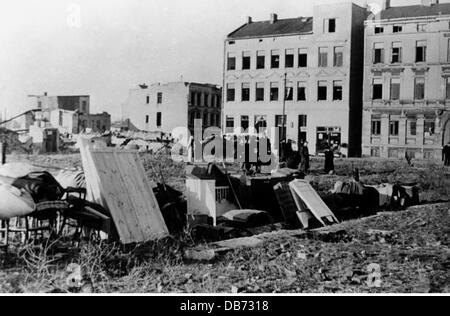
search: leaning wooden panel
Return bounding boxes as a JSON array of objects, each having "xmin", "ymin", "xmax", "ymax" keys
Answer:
[
  {"xmin": 289, "ymin": 180, "xmax": 339, "ymax": 227},
  {"xmin": 88, "ymin": 149, "xmax": 169, "ymax": 244}
]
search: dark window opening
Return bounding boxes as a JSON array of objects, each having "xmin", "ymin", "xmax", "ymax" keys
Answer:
[
  {"xmin": 393, "ymin": 25, "xmax": 403, "ymax": 33},
  {"xmin": 328, "ymin": 19, "xmax": 336, "ymax": 33},
  {"xmin": 318, "ymin": 82, "xmax": 327, "ymax": 101},
  {"xmin": 333, "ymin": 82, "xmax": 343, "ymax": 100},
  {"xmin": 156, "ymin": 112, "xmax": 162, "ymax": 128},
  {"xmin": 242, "ymin": 55, "xmax": 251, "ymax": 70},
  {"xmin": 257, "ymin": 55, "xmax": 265, "ymax": 69},
  {"xmin": 241, "ymin": 116, "xmax": 249, "ymax": 132},
  {"xmin": 389, "ymin": 120, "xmax": 399, "ymax": 136},
  {"xmin": 373, "ymin": 82, "xmax": 383, "ymax": 100},
  {"xmin": 375, "ymin": 27, "xmax": 384, "ymax": 34},
  {"xmin": 227, "ymin": 86, "xmax": 235, "ymax": 102},
  {"xmin": 371, "ymin": 119, "xmax": 381, "ymax": 136},
  {"xmin": 298, "ymin": 53, "xmax": 307, "ymax": 67},
  {"xmin": 285, "ymin": 83, "xmax": 293, "ymax": 101},
  {"xmin": 241, "ymin": 84, "xmax": 250, "ymax": 102},
  {"xmin": 227, "ymin": 57, "xmax": 236, "ymax": 70},
  {"xmin": 297, "ymin": 85, "xmax": 306, "ymax": 101},
  {"xmin": 414, "ymin": 78, "xmax": 425, "ymax": 100},
  {"xmin": 416, "ymin": 45, "xmax": 427, "ymax": 63},
  {"xmin": 374, "ymin": 48, "xmax": 384, "ymax": 64},
  {"xmin": 157, "ymin": 92, "xmax": 163, "ymax": 104},
  {"xmin": 285, "ymin": 52, "xmax": 294, "ymax": 68},
  {"xmin": 392, "ymin": 47, "xmax": 402, "ymax": 63},
  {"xmin": 256, "ymin": 83, "xmax": 264, "ymax": 101},
  {"xmin": 270, "ymin": 86, "xmax": 279, "ymax": 101},
  {"xmin": 271, "ymin": 53, "xmax": 280, "ymax": 69}
]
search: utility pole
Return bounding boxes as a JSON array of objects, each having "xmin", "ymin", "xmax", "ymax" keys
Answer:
[{"xmin": 282, "ymin": 72, "xmax": 287, "ymax": 141}]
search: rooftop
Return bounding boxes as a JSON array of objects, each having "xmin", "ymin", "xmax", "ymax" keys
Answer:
[
  {"xmin": 380, "ymin": 3, "xmax": 450, "ymax": 20},
  {"xmin": 227, "ymin": 17, "xmax": 313, "ymax": 39}
]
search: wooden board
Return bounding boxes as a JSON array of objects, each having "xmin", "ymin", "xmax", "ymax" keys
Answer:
[
  {"xmin": 289, "ymin": 180, "xmax": 338, "ymax": 227},
  {"xmin": 78, "ymin": 137, "xmax": 169, "ymax": 244}
]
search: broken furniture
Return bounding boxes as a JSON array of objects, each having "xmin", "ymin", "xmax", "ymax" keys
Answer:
[
  {"xmin": 78, "ymin": 137, "xmax": 169, "ymax": 244},
  {"xmin": 186, "ymin": 164, "xmax": 238, "ymax": 226},
  {"xmin": 0, "ymin": 170, "xmax": 111, "ymax": 248}
]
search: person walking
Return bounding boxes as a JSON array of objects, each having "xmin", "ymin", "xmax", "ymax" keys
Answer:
[
  {"xmin": 299, "ymin": 142, "xmax": 310, "ymax": 174},
  {"xmin": 324, "ymin": 146, "xmax": 335, "ymax": 174},
  {"xmin": 443, "ymin": 142, "xmax": 450, "ymax": 167}
]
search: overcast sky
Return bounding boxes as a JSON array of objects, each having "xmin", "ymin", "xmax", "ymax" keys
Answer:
[{"xmin": 0, "ymin": 0, "xmax": 432, "ymax": 120}]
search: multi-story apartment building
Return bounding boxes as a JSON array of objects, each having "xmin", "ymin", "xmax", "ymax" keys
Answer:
[
  {"xmin": 222, "ymin": 2, "xmax": 367, "ymax": 157},
  {"xmin": 362, "ymin": 0, "xmax": 450, "ymax": 160},
  {"xmin": 123, "ymin": 82, "xmax": 221, "ymax": 135}
]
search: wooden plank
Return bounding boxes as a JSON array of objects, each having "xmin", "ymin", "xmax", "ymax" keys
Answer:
[
  {"xmin": 90, "ymin": 151, "xmax": 136, "ymax": 243},
  {"xmin": 289, "ymin": 180, "xmax": 339, "ymax": 227},
  {"xmin": 78, "ymin": 137, "xmax": 168, "ymax": 244},
  {"xmin": 112, "ymin": 151, "xmax": 167, "ymax": 240}
]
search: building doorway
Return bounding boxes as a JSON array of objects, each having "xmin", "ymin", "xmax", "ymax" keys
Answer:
[
  {"xmin": 298, "ymin": 115, "xmax": 307, "ymax": 145},
  {"xmin": 316, "ymin": 126, "xmax": 341, "ymax": 154}
]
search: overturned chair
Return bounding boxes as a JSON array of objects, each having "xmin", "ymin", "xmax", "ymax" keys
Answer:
[{"xmin": 0, "ymin": 171, "xmax": 111, "ymax": 249}]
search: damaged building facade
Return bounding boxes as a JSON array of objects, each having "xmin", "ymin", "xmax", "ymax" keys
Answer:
[
  {"xmin": 362, "ymin": 0, "xmax": 450, "ymax": 160},
  {"xmin": 223, "ymin": 2, "xmax": 367, "ymax": 157},
  {"xmin": 32, "ymin": 93, "xmax": 111, "ymax": 134},
  {"xmin": 123, "ymin": 82, "xmax": 222, "ymax": 135}
]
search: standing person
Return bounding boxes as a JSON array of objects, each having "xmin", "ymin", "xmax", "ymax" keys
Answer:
[
  {"xmin": 324, "ymin": 146, "xmax": 335, "ymax": 174},
  {"xmin": 299, "ymin": 142, "xmax": 310, "ymax": 174},
  {"xmin": 444, "ymin": 142, "xmax": 450, "ymax": 167}
]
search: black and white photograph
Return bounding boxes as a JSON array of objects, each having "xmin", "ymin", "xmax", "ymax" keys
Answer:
[{"xmin": 0, "ymin": 0, "xmax": 449, "ymax": 300}]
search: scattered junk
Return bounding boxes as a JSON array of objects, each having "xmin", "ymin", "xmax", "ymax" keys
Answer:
[
  {"xmin": 0, "ymin": 125, "xmax": 423, "ymax": 255},
  {"xmin": 0, "ymin": 128, "xmax": 32, "ymax": 154},
  {"xmin": 186, "ymin": 164, "xmax": 240, "ymax": 226}
]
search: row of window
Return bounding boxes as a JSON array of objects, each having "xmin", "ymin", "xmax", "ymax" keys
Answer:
[
  {"xmin": 225, "ymin": 114, "xmax": 292, "ymax": 133},
  {"xmin": 227, "ymin": 46, "xmax": 344, "ymax": 71},
  {"xmin": 371, "ymin": 116, "xmax": 436, "ymax": 138},
  {"xmin": 226, "ymin": 80, "xmax": 343, "ymax": 102},
  {"xmin": 371, "ymin": 77, "xmax": 450, "ymax": 101},
  {"xmin": 370, "ymin": 147, "xmax": 437, "ymax": 160},
  {"xmin": 372, "ymin": 22, "xmax": 450, "ymax": 35},
  {"xmin": 146, "ymin": 93, "xmax": 163, "ymax": 105},
  {"xmin": 189, "ymin": 92, "xmax": 221, "ymax": 108},
  {"xmin": 145, "ymin": 112, "xmax": 162, "ymax": 128},
  {"xmin": 372, "ymin": 41, "xmax": 427, "ymax": 64},
  {"xmin": 189, "ymin": 111, "xmax": 221, "ymax": 127}
]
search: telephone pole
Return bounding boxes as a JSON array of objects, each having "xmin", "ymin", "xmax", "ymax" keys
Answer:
[{"xmin": 282, "ymin": 72, "xmax": 287, "ymax": 141}]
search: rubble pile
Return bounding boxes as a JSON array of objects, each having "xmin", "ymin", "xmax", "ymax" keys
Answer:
[{"xmin": 0, "ymin": 128, "xmax": 31, "ymax": 154}]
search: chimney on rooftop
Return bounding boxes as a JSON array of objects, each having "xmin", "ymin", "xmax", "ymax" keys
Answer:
[
  {"xmin": 247, "ymin": 16, "xmax": 252, "ymax": 24},
  {"xmin": 270, "ymin": 13, "xmax": 278, "ymax": 24},
  {"xmin": 382, "ymin": 0, "xmax": 391, "ymax": 10}
]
